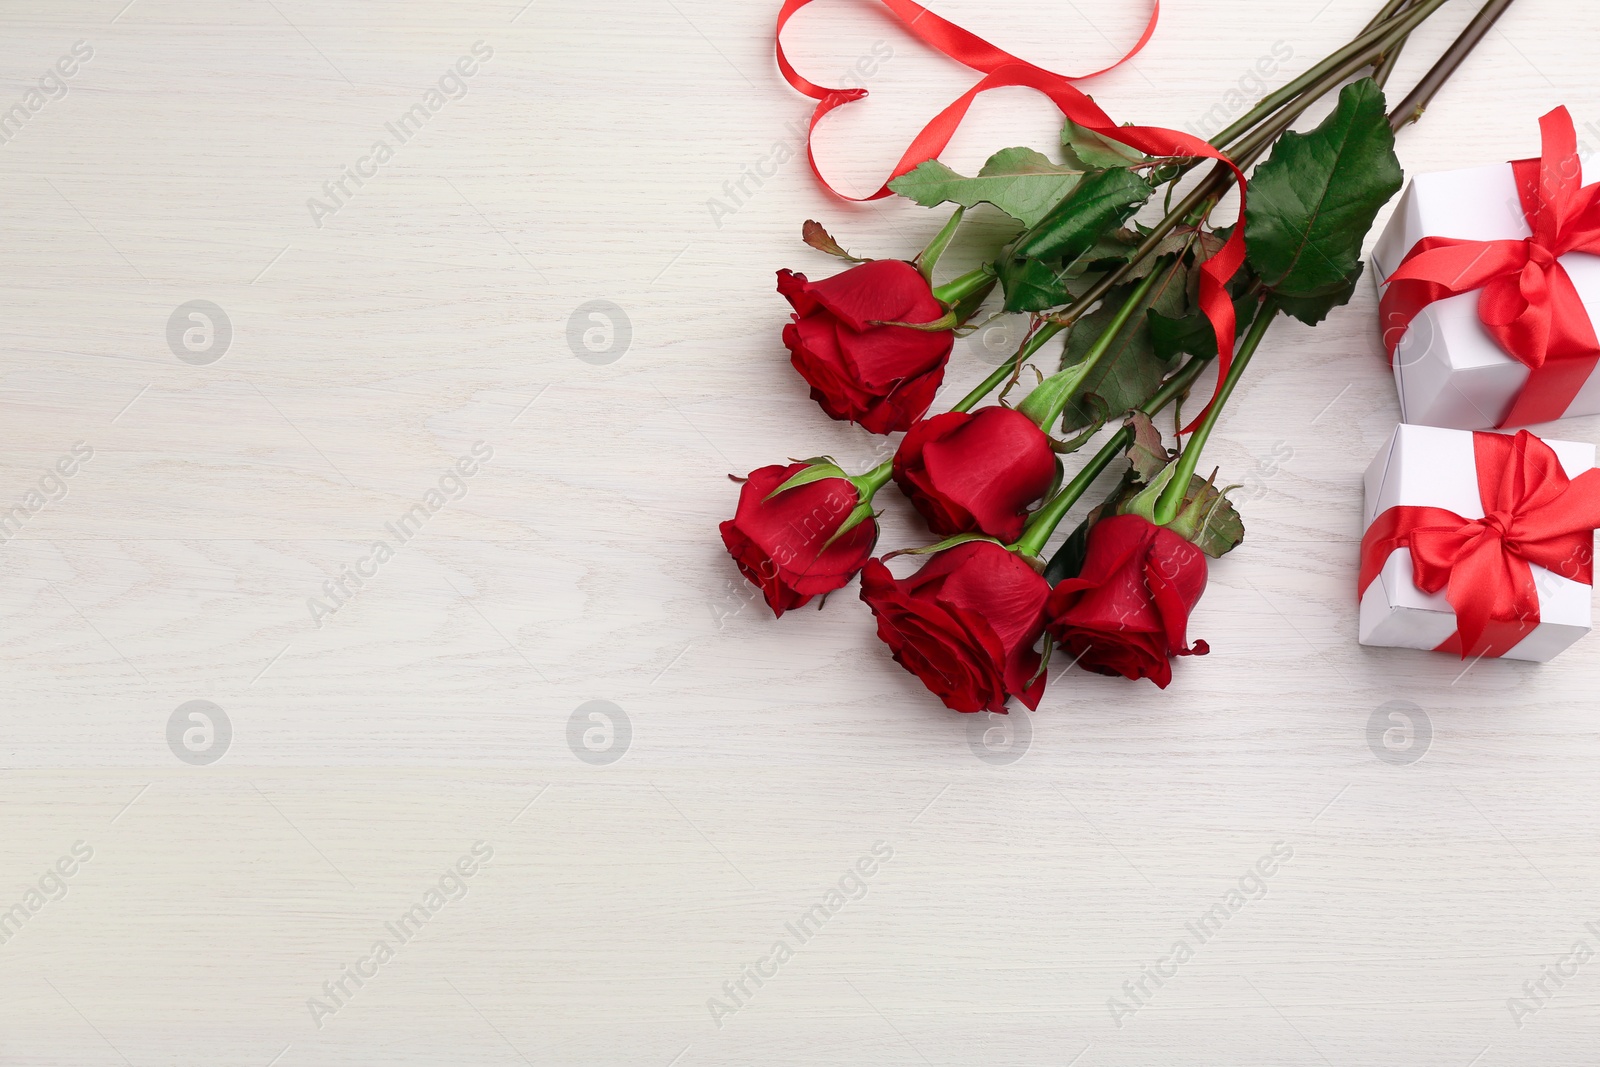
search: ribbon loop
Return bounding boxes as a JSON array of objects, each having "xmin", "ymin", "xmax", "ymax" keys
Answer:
[
  {"xmin": 1358, "ymin": 430, "xmax": 1600, "ymax": 658},
  {"xmin": 1381, "ymin": 107, "xmax": 1600, "ymax": 427},
  {"xmin": 775, "ymin": 0, "xmax": 1247, "ymax": 430}
]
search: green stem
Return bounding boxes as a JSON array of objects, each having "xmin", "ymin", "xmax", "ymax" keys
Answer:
[
  {"xmin": 852, "ymin": 458, "xmax": 895, "ymax": 497},
  {"xmin": 1362, "ymin": 0, "xmax": 1416, "ymax": 32},
  {"xmin": 1209, "ymin": 0, "xmax": 1451, "ymax": 149},
  {"xmin": 1050, "ymin": 195, "xmax": 1216, "ymax": 331},
  {"xmin": 1129, "ymin": 0, "xmax": 1425, "ymax": 189},
  {"xmin": 825, "ymin": 457, "xmax": 895, "ymax": 544},
  {"xmin": 1372, "ymin": 44, "xmax": 1406, "ymax": 89},
  {"xmin": 1150, "ymin": 298, "xmax": 1281, "ymax": 526},
  {"xmin": 1045, "ymin": 0, "xmax": 1447, "ymax": 336},
  {"xmin": 931, "ymin": 265, "xmax": 994, "ymax": 306},
  {"xmin": 951, "ymin": 320, "xmax": 1065, "ymax": 414},
  {"xmin": 1389, "ymin": 0, "xmax": 1518, "ymax": 130},
  {"xmin": 1011, "ymin": 354, "xmax": 1211, "ymax": 558},
  {"xmin": 1069, "ymin": 0, "xmax": 1490, "ymax": 535},
  {"xmin": 1222, "ymin": 1, "xmax": 1441, "ymax": 170},
  {"xmin": 1017, "ymin": 266, "xmax": 1166, "ymax": 427},
  {"xmin": 1371, "ymin": 0, "xmax": 1413, "ymax": 88},
  {"xmin": 1011, "ymin": 0, "xmax": 1494, "ymax": 555}
]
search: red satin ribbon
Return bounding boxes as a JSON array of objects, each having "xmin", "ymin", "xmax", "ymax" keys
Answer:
[
  {"xmin": 1380, "ymin": 107, "xmax": 1600, "ymax": 427},
  {"xmin": 775, "ymin": 0, "xmax": 1246, "ymax": 431},
  {"xmin": 1358, "ymin": 429, "xmax": 1600, "ymax": 658}
]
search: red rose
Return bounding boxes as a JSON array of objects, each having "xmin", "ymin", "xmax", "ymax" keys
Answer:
[
  {"xmin": 893, "ymin": 406, "xmax": 1058, "ymax": 543},
  {"xmin": 778, "ymin": 260, "xmax": 954, "ymax": 434},
  {"xmin": 720, "ymin": 463, "xmax": 876, "ymax": 617},
  {"xmin": 859, "ymin": 541, "xmax": 1051, "ymax": 714},
  {"xmin": 1044, "ymin": 514, "xmax": 1210, "ymax": 688}
]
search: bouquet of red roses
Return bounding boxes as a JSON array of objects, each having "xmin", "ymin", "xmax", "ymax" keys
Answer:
[{"xmin": 723, "ymin": 0, "xmax": 1512, "ymax": 714}]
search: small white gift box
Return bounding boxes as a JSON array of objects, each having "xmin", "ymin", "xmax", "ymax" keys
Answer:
[
  {"xmin": 1372, "ymin": 157, "xmax": 1600, "ymax": 430},
  {"xmin": 1359, "ymin": 423, "xmax": 1595, "ymax": 662}
]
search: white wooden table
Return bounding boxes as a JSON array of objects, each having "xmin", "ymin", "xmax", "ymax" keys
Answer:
[{"xmin": 1, "ymin": 0, "xmax": 1597, "ymax": 1063}]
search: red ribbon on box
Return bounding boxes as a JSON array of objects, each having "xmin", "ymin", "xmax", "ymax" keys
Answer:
[
  {"xmin": 774, "ymin": 0, "xmax": 1245, "ymax": 432},
  {"xmin": 1380, "ymin": 107, "xmax": 1600, "ymax": 428},
  {"xmin": 1359, "ymin": 429, "xmax": 1600, "ymax": 658}
]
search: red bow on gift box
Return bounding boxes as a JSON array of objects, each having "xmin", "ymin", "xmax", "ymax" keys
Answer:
[
  {"xmin": 1359, "ymin": 430, "xmax": 1600, "ymax": 658},
  {"xmin": 1380, "ymin": 107, "xmax": 1600, "ymax": 428}
]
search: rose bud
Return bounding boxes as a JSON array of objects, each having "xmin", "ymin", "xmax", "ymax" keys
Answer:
[
  {"xmin": 859, "ymin": 540, "xmax": 1051, "ymax": 714},
  {"xmin": 1044, "ymin": 514, "xmax": 1210, "ymax": 688},
  {"xmin": 777, "ymin": 259, "xmax": 955, "ymax": 434},
  {"xmin": 719, "ymin": 462, "xmax": 879, "ymax": 617},
  {"xmin": 893, "ymin": 406, "xmax": 1058, "ymax": 543}
]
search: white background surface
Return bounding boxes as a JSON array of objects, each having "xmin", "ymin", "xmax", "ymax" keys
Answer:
[{"xmin": 2, "ymin": 1, "xmax": 1599, "ymax": 1064}]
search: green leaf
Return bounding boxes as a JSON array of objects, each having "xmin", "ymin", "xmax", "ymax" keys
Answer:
[
  {"xmin": 1117, "ymin": 413, "xmax": 1245, "ymax": 558},
  {"xmin": 1056, "ymin": 259, "xmax": 1188, "ymax": 433},
  {"xmin": 1275, "ymin": 263, "xmax": 1364, "ymax": 326},
  {"xmin": 1244, "ymin": 78, "xmax": 1402, "ymax": 299},
  {"xmin": 824, "ymin": 500, "xmax": 879, "ymax": 547},
  {"xmin": 1167, "ymin": 478, "xmax": 1246, "ymax": 559},
  {"xmin": 998, "ymin": 255, "xmax": 1072, "ymax": 313},
  {"xmin": 1014, "ymin": 168, "xmax": 1153, "ymax": 263},
  {"xmin": 1120, "ymin": 461, "xmax": 1246, "ymax": 559},
  {"xmin": 1124, "ymin": 411, "xmax": 1172, "ymax": 482},
  {"xmin": 1120, "ymin": 228, "xmax": 1208, "ymax": 283},
  {"xmin": 1042, "ymin": 510, "xmax": 1095, "ymax": 584},
  {"xmin": 766, "ymin": 462, "xmax": 847, "ymax": 499},
  {"xmin": 1051, "ymin": 407, "xmax": 1110, "ymax": 454},
  {"xmin": 889, "ymin": 147, "xmax": 1084, "ymax": 228},
  {"xmin": 1148, "ymin": 294, "xmax": 1260, "ymax": 361},
  {"xmin": 1076, "ymin": 228, "xmax": 1141, "ymax": 269},
  {"xmin": 1015, "ymin": 359, "xmax": 1099, "ymax": 427},
  {"xmin": 885, "ymin": 532, "xmax": 1005, "ymax": 559},
  {"xmin": 997, "ymin": 228, "xmax": 1149, "ymax": 313},
  {"xmin": 1061, "ymin": 117, "xmax": 1148, "ymax": 170}
]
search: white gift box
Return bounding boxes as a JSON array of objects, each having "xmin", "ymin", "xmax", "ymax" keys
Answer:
[
  {"xmin": 1360, "ymin": 423, "xmax": 1595, "ymax": 662},
  {"xmin": 1372, "ymin": 158, "xmax": 1600, "ymax": 430}
]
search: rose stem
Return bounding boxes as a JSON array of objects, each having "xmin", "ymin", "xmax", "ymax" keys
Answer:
[
  {"xmin": 1147, "ymin": 0, "xmax": 1517, "ymax": 524},
  {"xmin": 955, "ymin": 0, "xmax": 1447, "ymax": 398},
  {"xmin": 1363, "ymin": 0, "xmax": 1416, "ymax": 32},
  {"xmin": 852, "ymin": 457, "xmax": 895, "ymax": 497},
  {"xmin": 1015, "ymin": 265, "xmax": 1173, "ymax": 428},
  {"xmin": 1010, "ymin": 0, "xmax": 1495, "ymax": 551},
  {"xmin": 1020, "ymin": 0, "xmax": 1449, "ymax": 455},
  {"xmin": 1371, "ymin": 0, "xmax": 1414, "ymax": 87},
  {"xmin": 866, "ymin": 1, "xmax": 1500, "ymax": 516},
  {"xmin": 1049, "ymin": 0, "xmax": 1452, "ymax": 334},
  {"xmin": 1011, "ymin": 353, "xmax": 1212, "ymax": 559},
  {"xmin": 997, "ymin": 17, "xmax": 1418, "ymax": 473},
  {"xmin": 1389, "ymin": 0, "xmax": 1517, "ymax": 130},
  {"xmin": 950, "ymin": 245, "xmax": 1182, "ymax": 419},
  {"xmin": 951, "ymin": 320, "xmax": 1065, "ymax": 414},
  {"xmin": 1209, "ymin": 0, "xmax": 1449, "ymax": 150},
  {"xmin": 931, "ymin": 265, "xmax": 995, "ymax": 306},
  {"xmin": 922, "ymin": 263, "xmax": 1165, "ymax": 455},
  {"xmin": 1149, "ymin": 298, "xmax": 1280, "ymax": 526},
  {"xmin": 967, "ymin": 1, "xmax": 1443, "ymax": 439},
  {"xmin": 1217, "ymin": 0, "xmax": 1453, "ymax": 172},
  {"xmin": 1228, "ymin": 0, "xmax": 1469, "ymax": 162}
]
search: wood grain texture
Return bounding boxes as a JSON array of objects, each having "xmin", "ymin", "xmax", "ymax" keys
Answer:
[{"xmin": 1, "ymin": 0, "xmax": 1599, "ymax": 1064}]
